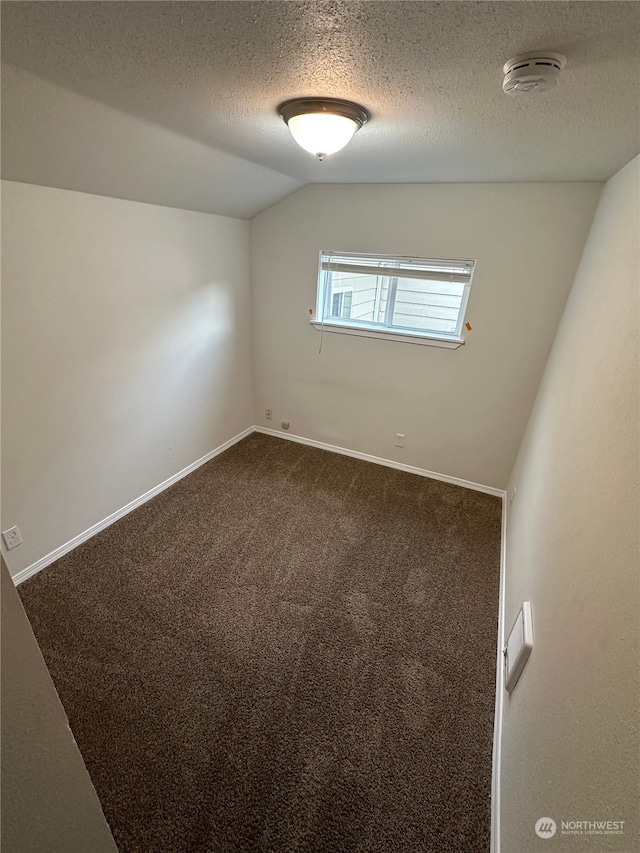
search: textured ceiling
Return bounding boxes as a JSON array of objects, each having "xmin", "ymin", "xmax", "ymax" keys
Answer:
[
  {"xmin": 1, "ymin": 63, "xmax": 302, "ymax": 219},
  {"xmin": 2, "ymin": 1, "xmax": 639, "ymax": 215}
]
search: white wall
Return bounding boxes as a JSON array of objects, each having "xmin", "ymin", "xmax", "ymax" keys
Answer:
[
  {"xmin": 1, "ymin": 559, "xmax": 118, "ymax": 852},
  {"xmin": 1, "ymin": 181, "xmax": 253, "ymax": 577},
  {"xmin": 500, "ymin": 156, "xmax": 639, "ymax": 852},
  {"xmin": 250, "ymin": 182, "xmax": 601, "ymax": 490}
]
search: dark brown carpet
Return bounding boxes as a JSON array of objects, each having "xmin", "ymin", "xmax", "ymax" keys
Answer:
[{"xmin": 19, "ymin": 432, "xmax": 502, "ymax": 853}]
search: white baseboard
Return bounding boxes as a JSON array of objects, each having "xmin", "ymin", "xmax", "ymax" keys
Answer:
[
  {"xmin": 13, "ymin": 424, "xmax": 504, "ymax": 587},
  {"xmin": 253, "ymin": 426, "xmax": 505, "ymax": 498},
  {"xmin": 254, "ymin": 426, "xmax": 506, "ymax": 852},
  {"xmin": 12, "ymin": 419, "xmax": 507, "ymax": 847},
  {"xmin": 490, "ymin": 493, "xmax": 507, "ymax": 853},
  {"xmin": 12, "ymin": 426, "xmax": 254, "ymax": 586}
]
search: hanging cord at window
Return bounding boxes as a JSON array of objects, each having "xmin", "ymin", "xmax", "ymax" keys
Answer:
[{"xmin": 310, "ymin": 308, "xmax": 325, "ymax": 354}]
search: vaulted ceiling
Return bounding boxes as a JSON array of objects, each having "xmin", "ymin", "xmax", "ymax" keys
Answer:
[{"xmin": 2, "ymin": 1, "xmax": 639, "ymax": 218}]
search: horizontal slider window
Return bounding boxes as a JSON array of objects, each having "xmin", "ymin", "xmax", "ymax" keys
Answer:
[{"xmin": 314, "ymin": 250, "xmax": 476, "ymax": 346}]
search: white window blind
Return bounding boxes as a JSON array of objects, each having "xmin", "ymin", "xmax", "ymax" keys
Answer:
[{"xmin": 315, "ymin": 251, "xmax": 476, "ymax": 344}]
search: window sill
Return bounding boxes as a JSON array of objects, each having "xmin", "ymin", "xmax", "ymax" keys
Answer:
[{"xmin": 310, "ymin": 320, "xmax": 465, "ymax": 349}]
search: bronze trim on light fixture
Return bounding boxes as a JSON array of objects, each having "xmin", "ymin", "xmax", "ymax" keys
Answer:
[{"xmin": 277, "ymin": 97, "xmax": 370, "ymax": 128}]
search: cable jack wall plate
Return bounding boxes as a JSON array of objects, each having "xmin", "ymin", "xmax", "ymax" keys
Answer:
[{"xmin": 504, "ymin": 601, "xmax": 534, "ymax": 693}]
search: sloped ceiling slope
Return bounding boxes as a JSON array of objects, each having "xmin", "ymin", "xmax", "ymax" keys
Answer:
[
  {"xmin": 2, "ymin": 1, "xmax": 639, "ymax": 217},
  {"xmin": 1, "ymin": 64, "xmax": 301, "ymax": 219}
]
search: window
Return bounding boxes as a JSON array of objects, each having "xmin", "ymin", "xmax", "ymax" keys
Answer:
[
  {"xmin": 331, "ymin": 288, "xmax": 353, "ymax": 319},
  {"xmin": 313, "ymin": 251, "xmax": 476, "ymax": 348}
]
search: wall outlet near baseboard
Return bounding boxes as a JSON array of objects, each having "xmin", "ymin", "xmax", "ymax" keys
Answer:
[
  {"xmin": 2, "ymin": 526, "xmax": 22, "ymax": 550},
  {"xmin": 265, "ymin": 408, "xmax": 273, "ymax": 421},
  {"xmin": 281, "ymin": 420, "xmax": 290, "ymax": 430},
  {"xmin": 395, "ymin": 433, "xmax": 405, "ymax": 448}
]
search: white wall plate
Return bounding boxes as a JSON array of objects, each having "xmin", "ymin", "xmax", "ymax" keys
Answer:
[{"xmin": 504, "ymin": 601, "xmax": 534, "ymax": 693}]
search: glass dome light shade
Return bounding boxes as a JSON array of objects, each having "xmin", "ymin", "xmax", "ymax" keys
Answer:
[
  {"xmin": 277, "ymin": 98, "xmax": 369, "ymax": 159},
  {"xmin": 287, "ymin": 112, "xmax": 358, "ymax": 157}
]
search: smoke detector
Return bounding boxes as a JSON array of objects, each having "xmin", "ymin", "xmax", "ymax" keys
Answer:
[{"xmin": 503, "ymin": 52, "xmax": 566, "ymax": 94}]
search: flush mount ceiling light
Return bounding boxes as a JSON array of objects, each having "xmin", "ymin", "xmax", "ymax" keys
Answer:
[
  {"xmin": 502, "ymin": 52, "xmax": 567, "ymax": 94},
  {"xmin": 277, "ymin": 97, "xmax": 370, "ymax": 161}
]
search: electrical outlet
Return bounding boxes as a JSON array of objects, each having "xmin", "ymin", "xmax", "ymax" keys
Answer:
[
  {"xmin": 265, "ymin": 408, "xmax": 273, "ymax": 421},
  {"xmin": 281, "ymin": 420, "xmax": 290, "ymax": 430},
  {"xmin": 395, "ymin": 433, "xmax": 405, "ymax": 448},
  {"xmin": 2, "ymin": 526, "xmax": 22, "ymax": 550}
]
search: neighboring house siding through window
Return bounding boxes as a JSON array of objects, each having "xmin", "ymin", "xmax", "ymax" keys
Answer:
[{"xmin": 315, "ymin": 251, "xmax": 475, "ymax": 347}]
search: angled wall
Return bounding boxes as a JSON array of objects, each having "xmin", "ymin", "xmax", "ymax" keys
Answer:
[
  {"xmin": 1, "ymin": 559, "xmax": 118, "ymax": 852},
  {"xmin": 1, "ymin": 63, "xmax": 301, "ymax": 219},
  {"xmin": 500, "ymin": 155, "xmax": 639, "ymax": 852}
]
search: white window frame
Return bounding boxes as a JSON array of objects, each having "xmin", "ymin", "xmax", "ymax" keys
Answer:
[{"xmin": 311, "ymin": 251, "xmax": 476, "ymax": 349}]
